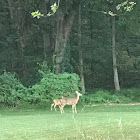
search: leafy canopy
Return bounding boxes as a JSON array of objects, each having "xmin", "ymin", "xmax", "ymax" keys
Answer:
[{"xmin": 31, "ymin": 1, "xmax": 59, "ymax": 19}]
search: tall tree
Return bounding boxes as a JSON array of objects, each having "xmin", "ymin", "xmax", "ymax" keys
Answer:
[
  {"xmin": 40, "ymin": 0, "xmax": 53, "ymax": 60},
  {"xmin": 78, "ymin": 2, "xmax": 85, "ymax": 94},
  {"xmin": 54, "ymin": 1, "xmax": 78, "ymax": 74},
  {"xmin": 111, "ymin": 0, "xmax": 120, "ymax": 91}
]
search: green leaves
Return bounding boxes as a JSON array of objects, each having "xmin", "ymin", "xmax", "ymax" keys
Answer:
[
  {"xmin": 0, "ymin": 72, "xmax": 26, "ymax": 107},
  {"xmin": 105, "ymin": 1, "xmax": 136, "ymax": 17},
  {"xmin": 28, "ymin": 72, "xmax": 80, "ymax": 101},
  {"xmin": 31, "ymin": 2, "xmax": 59, "ymax": 19},
  {"xmin": 31, "ymin": 10, "xmax": 44, "ymax": 19},
  {"xmin": 50, "ymin": 2, "xmax": 58, "ymax": 14},
  {"xmin": 47, "ymin": 2, "xmax": 58, "ymax": 17},
  {"xmin": 116, "ymin": 1, "xmax": 136, "ymax": 12},
  {"xmin": 0, "ymin": 71, "xmax": 80, "ymax": 106}
]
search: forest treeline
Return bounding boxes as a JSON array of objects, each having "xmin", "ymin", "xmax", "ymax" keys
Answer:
[{"xmin": 0, "ymin": 0, "xmax": 140, "ymax": 93}]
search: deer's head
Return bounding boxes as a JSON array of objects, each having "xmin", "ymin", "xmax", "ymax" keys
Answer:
[{"xmin": 75, "ymin": 91, "xmax": 82, "ymax": 96}]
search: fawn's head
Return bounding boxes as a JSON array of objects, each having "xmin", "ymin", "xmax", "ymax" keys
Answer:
[{"xmin": 75, "ymin": 91, "xmax": 82, "ymax": 96}]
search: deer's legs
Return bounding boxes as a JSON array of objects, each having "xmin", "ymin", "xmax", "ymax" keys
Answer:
[
  {"xmin": 59, "ymin": 105, "xmax": 62, "ymax": 113},
  {"xmin": 60, "ymin": 105, "xmax": 65, "ymax": 114},
  {"xmin": 72, "ymin": 104, "xmax": 75, "ymax": 113},
  {"xmin": 51, "ymin": 103, "xmax": 54, "ymax": 111},
  {"xmin": 54, "ymin": 104, "xmax": 57, "ymax": 111},
  {"xmin": 72, "ymin": 104, "xmax": 77, "ymax": 113},
  {"xmin": 74, "ymin": 104, "xmax": 77, "ymax": 113}
]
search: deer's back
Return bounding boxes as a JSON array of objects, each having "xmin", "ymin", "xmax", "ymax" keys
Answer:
[
  {"xmin": 53, "ymin": 99, "xmax": 61, "ymax": 104},
  {"xmin": 60, "ymin": 97, "xmax": 77, "ymax": 105}
]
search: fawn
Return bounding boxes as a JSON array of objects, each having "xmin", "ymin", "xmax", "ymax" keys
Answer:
[
  {"xmin": 59, "ymin": 91, "xmax": 82, "ymax": 114},
  {"xmin": 51, "ymin": 97, "xmax": 63, "ymax": 111}
]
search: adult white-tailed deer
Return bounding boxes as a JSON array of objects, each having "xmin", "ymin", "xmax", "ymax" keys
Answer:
[
  {"xmin": 59, "ymin": 91, "xmax": 82, "ymax": 114},
  {"xmin": 51, "ymin": 98, "xmax": 63, "ymax": 112}
]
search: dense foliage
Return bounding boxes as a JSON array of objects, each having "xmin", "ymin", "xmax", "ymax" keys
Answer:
[
  {"xmin": 0, "ymin": 71, "xmax": 139, "ymax": 107},
  {"xmin": 0, "ymin": 71, "xmax": 80, "ymax": 107},
  {"xmin": 82, "ymin": 89, "xmax": 140, "ymax": 104},
  {"xmin": 0, "ymin": 0, "xmax": 139, "ymax": 107},
  {"xmin": 26, "ymin": 72, "xmax": 80, "ymax": 103},
  {"xmin": 0, "ymin": 72, "xmax": 26, "ymax": 107}
]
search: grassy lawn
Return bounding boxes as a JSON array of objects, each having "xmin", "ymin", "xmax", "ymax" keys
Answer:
[{"xmin": 0, "ymin": 104, "xmax": 140, "ymax": 140}]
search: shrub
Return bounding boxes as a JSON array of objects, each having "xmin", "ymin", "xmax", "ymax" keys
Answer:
[
  {"xmin": 26, "ymin": 72, "xmax": 80, "ymax": 104},
  {"xmin": 82, "ymin": 90, "xmax": 131, "ymax": 104},
  {"xmin": 117, "ymin": 88, "xmax": 140, "ymax": 102},
  {"xmin": 24, "ymin": 61, "xmax": 80, "ymax": 104},
  {"xmin": 0, "ymin": 64, "xmax": 80, "ymax": 107},
  {"xmin": 0, "ymin": 72, "xmax": 26, "ymax": 107}
]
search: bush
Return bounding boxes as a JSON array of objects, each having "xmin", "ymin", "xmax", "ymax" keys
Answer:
[
  {"xmin": 0, "ymin": 65, "xmax": 80, "ymax": 107},
  {"xmin": 0, "ymin": 72, "xmax": 26, "ymax": 107},
  {"xmin": 25, "ymin": 72, "xmax": 80, "ymax": 104},
  {"xmin": 82, "ymin": 90, "xmax": 131, "ymax": 104},
  {"xmin": 116, "ymin": 88, "xmax": 140, "ymax": 102},
  {"xmin": 0, "ymin": 70, "xmax": 139, "ymax": 108}
]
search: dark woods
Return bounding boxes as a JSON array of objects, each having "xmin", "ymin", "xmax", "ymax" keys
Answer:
[{"xmin": 0, "ymin": 0, "xmax": 140, "ymax": 100}]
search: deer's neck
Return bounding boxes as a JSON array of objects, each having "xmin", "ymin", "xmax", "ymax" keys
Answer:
[{"xmin": 75, "ymin": 95, "xmax": 80, "ymax": 102}]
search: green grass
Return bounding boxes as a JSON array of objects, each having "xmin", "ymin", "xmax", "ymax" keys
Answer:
[{"xmin": 0, "ymin": 104, "xmax": 140, "ymax": 140}]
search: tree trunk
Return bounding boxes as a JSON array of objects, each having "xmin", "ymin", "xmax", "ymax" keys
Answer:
[
  {"xmin": 40, "ymin": 0, "xmax": 50, "ymax": 60},
  {"xmin": 7, "ymin": 0, "xmax": 14, "ymax": 20},
  {"xmin": 111, "ymin": 0, "xmax": 120, "ymax": 91},
  {"xmin": 55, "ymin": 10, "xmax": 75, "ymax": 74},
  {"xmin": 43, "ymin": 32, "xmax": 50, "ymax": 60},
  {"xmin": 55, "ymin": 12, "xmax": 64, "ymax": 74},
  {"xmin": 78, "ymin": 3, "xmax": 85, "ymax": 94},
  {"xmin": 8, "ymin": 0, "xmax": 27, "ymax": 78}
]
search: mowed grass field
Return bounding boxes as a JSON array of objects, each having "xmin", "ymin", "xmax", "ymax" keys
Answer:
[{"xmin": 0, "ymin": 104, "xmax": 140, "ymax": 140}]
